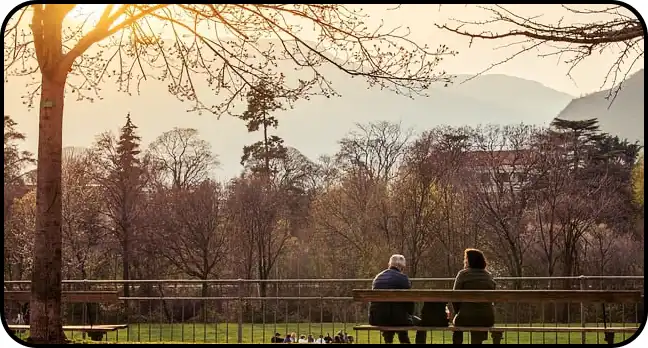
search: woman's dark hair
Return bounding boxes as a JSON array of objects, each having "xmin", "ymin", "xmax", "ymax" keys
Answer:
[{"xmin": 464, "ymin": 248, "xmax": 487, "ymax": 269}]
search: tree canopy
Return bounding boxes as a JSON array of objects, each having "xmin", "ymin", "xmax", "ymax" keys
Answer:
[{"xmin": 5, "ymin": 4, "xmax": 455, "ymax": 114}]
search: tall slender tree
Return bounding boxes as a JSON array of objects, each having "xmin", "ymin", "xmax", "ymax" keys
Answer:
[
  {"xmin": 115, "ymin": 113, "xmax": 142, "ymax": 299},
  {"xmin": 238, "ymin": 80, "xmax": 288, "ymax": 177},
  {"xmin": 91, "ymin": 113, "xmax": 146, "ymax": 300}
]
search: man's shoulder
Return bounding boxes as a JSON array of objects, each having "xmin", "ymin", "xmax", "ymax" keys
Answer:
[
  {"xmin": 373, "ymin": 268, "xmax": 405, "ymax": 284},
  {"xmin": 372, "ymin": 269, "xmax": 386, "ymax": 281}
]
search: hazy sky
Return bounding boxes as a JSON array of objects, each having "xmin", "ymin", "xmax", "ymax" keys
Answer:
[
  {"xmin": 3, "ymin": 4, "xmax": 644, "ymax": 179},
  {"xmin": 363, "ymin": 4, "xmax": 643, "ymax": 96}
]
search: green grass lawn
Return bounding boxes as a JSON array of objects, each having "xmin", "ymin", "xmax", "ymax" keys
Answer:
[{"xmin": 10, "ymin": 323, "xmax": 641, "ymax": 344}]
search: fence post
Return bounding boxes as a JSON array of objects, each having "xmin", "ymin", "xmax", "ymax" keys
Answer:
[
  {"xmin": 579, "ymin": 275, "xmax": 585, "ymax": 344},
  {"xmin": 237, "ymin": 279, "xmax": 244, "ymax": 344},
  {"xmin": 82, "ymin": 279, "xmax": 87, "ymax": 341}
]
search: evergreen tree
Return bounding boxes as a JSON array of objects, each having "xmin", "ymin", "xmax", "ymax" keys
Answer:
[
  {"xmin": 101, "ymin": 113, "xmax": 146, "ymax": 299},
  {"xmin": 235, "ymin": 81, "xmax": 291, "ymax": 301},
  {"xmin": 117, "ymin": 113, "xmax": 140, "ymax": 297},
  {"xmin": 548, "ymin": 117, "xmax": 641, "ymax": 232},
  {"xmin": 549, "ymin": 118, "xmax": 605, "ymax": 173},
  {"xmin": 238, "ymin": 81, "xmax": 287, "ymax": 177},
  {"xmin": 117, "ymin": 113, "xmax": 142, "ymax": 180},
  {"xmin": 4, "ymin": 115, "xmax": 34, "ymax": 186}
]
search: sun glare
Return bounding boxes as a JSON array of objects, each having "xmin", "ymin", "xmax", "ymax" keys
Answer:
[{"xmin": 71, "ymin": 4, "xmax": 110, "ymax": 22}]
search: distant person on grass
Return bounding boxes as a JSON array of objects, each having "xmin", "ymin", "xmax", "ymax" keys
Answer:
[
  {"xmin": 271, "ymin": 332, "xmax": 283, "ymax": 343},
  {"xmin": 368, "ymin": 254, "xmax": 414, "ymax": 344},
  {"xmin": 451, "ymin": 248, "xmax": 496, "ymax": 344},
  {"xmin": 284, "ymin": 332, "xmax": 296, "ymax": 343}
]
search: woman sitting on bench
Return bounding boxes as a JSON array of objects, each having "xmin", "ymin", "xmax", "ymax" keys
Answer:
[{"xmin": 451, "ymin": 248, "xmax": 496, "ymax": 344}]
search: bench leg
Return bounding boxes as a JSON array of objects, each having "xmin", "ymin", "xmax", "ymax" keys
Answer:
[
  {"xmin": 604, "ymin": 332, "xmax": 615, "ymax": 345},
  {"xmin": 491, "ymin": 332, "xmax": 503, "ymax": 344}
]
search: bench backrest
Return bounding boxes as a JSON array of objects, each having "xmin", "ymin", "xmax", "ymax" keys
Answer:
[
  {"xmin": 4, "ymin": 291, "xmax": 120, "ymax": 304},
  {"xmin": 352, "ymin": 289, "xmax": 643, "ymax": 303}
]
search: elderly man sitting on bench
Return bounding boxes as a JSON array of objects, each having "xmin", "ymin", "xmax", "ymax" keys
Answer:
[{"xmin": 368, "ymin": 254, "xmax": 415, "ymax": 344}]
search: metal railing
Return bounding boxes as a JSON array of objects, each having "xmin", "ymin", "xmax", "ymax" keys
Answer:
[{"xmin": 4, "ymin": 276, "xmax": 644, "ymax": 344}]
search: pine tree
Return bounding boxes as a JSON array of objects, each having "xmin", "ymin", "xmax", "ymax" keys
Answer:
[
  {"xmin": 238, "ymin": 81, "xmax": 287, "ymax": 178},
  {"xmin": 111, "ymin": 113, "xmax": 144, "ymax": 299},
  {"xmin": 236, "ymin": 81, "xmax": 289, "ymax": 301},
  {"xmin": 549, "ymin": 118, "xmax": 605, "ymax": 173},
  {"xmin": 117, "ymin": 113, "xmax": 142, "ymax": 179},
  {"xmin": 4, "ymin": 115, "xmax": 34, "ymax": 186}
]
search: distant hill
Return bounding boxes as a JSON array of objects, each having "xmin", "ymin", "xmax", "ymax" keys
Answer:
[
  {"xmin": 556, "ymin": 69, "xmax": 644, "ymax": 145},
  {"xmin": 4, "ymin": 48, "xmax": 575, "ymax": 179}
]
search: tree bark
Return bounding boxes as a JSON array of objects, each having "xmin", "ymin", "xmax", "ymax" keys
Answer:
[{"xmin": 29, "ymin": 74, "xmax": 67, "ymax": 344}]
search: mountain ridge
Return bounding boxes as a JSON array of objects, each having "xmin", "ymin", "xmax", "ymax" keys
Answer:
[
  {"xmin": 556, "ymin": 69, "xmax": 644, "ymax": 145},
  {"xmin": 5, "ymin": 70, "xmax": 576, "ymax": 179}
]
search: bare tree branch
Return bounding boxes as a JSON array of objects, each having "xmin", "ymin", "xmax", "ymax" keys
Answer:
[{"xmin": 437, "ymin": 4, "xmax": 643, "ymax": 102}]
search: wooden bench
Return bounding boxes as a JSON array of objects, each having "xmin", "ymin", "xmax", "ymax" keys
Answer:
[
  {"xmin": 4, "ymin": 290, "xmax": 127, "ymax": 341},
  {"xmin": 352, "ymin": 289, "xmax": 642, "ymax": 344}
]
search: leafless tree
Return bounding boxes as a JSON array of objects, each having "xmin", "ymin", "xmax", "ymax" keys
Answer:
[
  {"xmin": 412, "ymin": 127, "xmax": 478, "ymax": 276},
  {"xmin": 4, "ymin": 190, "xmax": 36, "ymax": 282},
  {"xmin": 336, "ymin": 121, "xmax": 412, "ymax": 182},
  {"xmin": 148, "ymin": 128, "xmax": 217, "ymax": 190},
  {"xmin": 5, "ymin": 4, "xmax": 452, "ymax": 340},
  {"xmin": 60, "ymin": 147, "xmax": 111, "ymax": 280},
  {"xmin": 437, "ymin": 4, "xmax": 643, "ymax": 101},
  {"xmin": 389, "ymin": 139, "xmax": 441, "ymax": 277},
  {"xmin": 153, "ymin": 180, "xmax": 228, "ymax": 297},
  {"xmin": 311, "ymin": 158, "xmax": 395, "ymax": 276},
  {"xmin": 273, "ymin": 147, "xmax": 320, "ymax": 193},
  {"xmin": 528, "ymin": 141, "xmax": 564, "ymax": 278},
  {"xmin": 226, "ymin": 176, "xmax": 291, "ymax": 298},
  {"xmin": 466, "ymin": 124, "xmax": 542, "ymax": 279}
]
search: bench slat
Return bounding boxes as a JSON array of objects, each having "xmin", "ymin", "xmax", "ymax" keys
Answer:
[
  {"xmin": 8, "ymin": 324, "xmax": 128, "ymax": 332},
  {"xmin": 352, "ymin": 290, "xmax": 642, "ymax": 303},
  {"xmin": 4, "ymin": 291, "xmax": 120, "ymax": 303},
  {"xmin": 352, "ymin": 325, "xmax": 638, "ymax": 333}
]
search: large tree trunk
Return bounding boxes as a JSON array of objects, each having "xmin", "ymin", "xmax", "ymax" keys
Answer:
[{"xmin": 29, "ymin": 74, "xmax": 67, "ymax": 344}]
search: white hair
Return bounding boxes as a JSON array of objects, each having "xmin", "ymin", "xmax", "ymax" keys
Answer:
[{"xmin": 388, "ymin": 254, "xmax": 406, "ymax": 271}]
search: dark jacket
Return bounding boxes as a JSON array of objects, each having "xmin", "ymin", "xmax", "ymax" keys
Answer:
[
  {"xmin": 368, "ymin": 267, "xmax": 414, "ymax": 326},
  {"xmin": 451, "ymin": 268, "xmax": 496, "ymax": 327}
]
